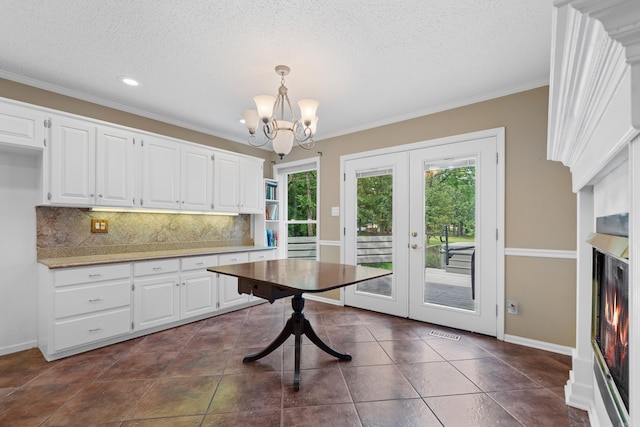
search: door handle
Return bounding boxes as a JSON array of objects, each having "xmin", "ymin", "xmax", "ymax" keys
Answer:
[{"xmin": 410, "ymin": 243, "xmax": 421, "ymax": 249}]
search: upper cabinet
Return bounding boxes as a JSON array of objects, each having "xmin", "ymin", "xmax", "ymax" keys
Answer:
[
  {"xmin": 2, "ymin": 97, "xmax": 263, "ymax": 213},
  {"xmin": 140, "ymin": 137, "xmax": 215, "ymax": 211},
  {"xmin": 48, "ymin": 116, "xmax": 97, "ymax": 205},
  {"xmin": 140, "ymin": 137, "xmax": 181, "ymax": 210},
  {"xmin": 0, "ymin": 101, "xmax": 46, "ymax": 151},
  {"xmin": 96, "ymin": 126, "xmax": 136, "ymax": 207},
  {"xmin": 47, "ymin": 117, "xmax": 137, "ymax": 207},
  {"xmin": 180, "ymin": 144, "xmax": 214, "ymax": 211},
  {"xmin": 213, "ymin": 152, "xmax": 263, "ymax": 214}
]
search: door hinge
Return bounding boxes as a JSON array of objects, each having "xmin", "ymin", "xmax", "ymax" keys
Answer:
[
  {"xmin": 140, "ymin": 198, "xmax": 144, "ymax": 206},
  {"xmin": 47, "ymin": 192, "xmax": 52, "ymax": 201},
  {"xmin": 343, "ymin": 227, "xmax": 346, "ymax": 236},
  {"xmin": 496, "ymin": 304, "xmax": 498, "ymax": 316},
  {"xmin": 131, "ymin": 283, "xmax": 135, "ymax": 291},
  {"xmin": 343, "ymin": 172, "xmax": 346, "ymax": 181},
  {"xmin": 43, "ymin": 119, "xmax": 51, "ymax": 128},
  {"xmin": 496, "ymin": 228, "xmax": 499, "ymax": 241},
  {"xmin": 211, "ymin": 154, "xmax": 215, "ymax": 161},
  {"xmin": 132, "ymin": 138, "xmax": 135, "ymax": 145},
  {"xmin": 141, "ymin": 139, "xmax": 144, "ymax": 147},
  {"xmin": 131, "ymin": 322, "xmax": 135, "ymax": 330},
  {"xmin": 496, "ymin": 152, "xmax": 499, "ymax": 164},
  {"xmin": 216, "ymin": 301, "xmax": 220, "ymax": 308}
]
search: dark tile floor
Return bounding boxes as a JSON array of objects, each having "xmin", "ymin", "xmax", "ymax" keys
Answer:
[{"xmin": 0, "ymin": 299, "xmax": 590, "ymax": 426}]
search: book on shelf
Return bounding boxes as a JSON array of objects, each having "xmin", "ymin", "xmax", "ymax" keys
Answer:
[
  {"xmin": 265, "ymin": 181, "xmax": 278, "ymax": 200},
  {"xmin": 266, "ymin": 229, "xmax": 278, "ymax": 247},
  {"xmin": 266, "ymin": 203, "xmax": 278, "ymax": 220}
]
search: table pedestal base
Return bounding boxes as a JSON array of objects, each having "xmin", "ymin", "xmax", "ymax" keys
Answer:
[{"xmin": 243, "ymin": 294, "xmax": 352, "ymax": 390}]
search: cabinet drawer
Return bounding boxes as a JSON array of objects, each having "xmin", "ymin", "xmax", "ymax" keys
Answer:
[
  {"xmin": 134, "ymin": 258, "xmax": 179, "ymax": 277},
  {"xmin": 53, "ymin": 307, "xmax": 130, "ymax": 351},
  {"xmin": 54, "ymin": 280, "xmax": 131, "ymax": 319},
  {"xmin": 249, "ymin": 250, "xmax": 276, "ymax": 262},
  {"xmin": 218, "ymin": 252, "xmax": 249, "ymax": 265},
  {"xmin": 54, "ymin": 263, "xmax": 131, "ymax": 287},
  {"xmin": 181, "ymin": 255, "xmax": 218, "ymax": 271}
]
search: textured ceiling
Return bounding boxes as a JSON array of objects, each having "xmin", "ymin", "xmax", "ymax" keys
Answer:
[{"xmin": 0, "ymin": 1, "xmax": 552, "ymax": 149}]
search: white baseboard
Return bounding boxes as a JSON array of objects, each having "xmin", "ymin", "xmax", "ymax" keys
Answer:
[
  {"xmin": 304, "ymin": 294, "xmax": 342, "ymax": 306},
  {"xmin": 504, "ymin": 334, "xmax": 573, "ymax": 356},
  {"xmin": 0, "ymin": 340, "xmax": 38, "ymax": 357}
]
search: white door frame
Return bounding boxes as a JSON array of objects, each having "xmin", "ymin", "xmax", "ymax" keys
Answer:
[{"xmin": 340, "ymin": 128, "xmax": 505, "ymax": 339}]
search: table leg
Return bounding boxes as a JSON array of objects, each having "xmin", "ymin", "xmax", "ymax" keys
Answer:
[{"xmin": 243, "ymin": 293, "xmax": 351, "ymax": 390}]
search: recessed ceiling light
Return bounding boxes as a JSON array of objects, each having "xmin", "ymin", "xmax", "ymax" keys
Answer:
[{"xmin": 119, "ymin": 76, "xmax": 139, "ymax": 86}]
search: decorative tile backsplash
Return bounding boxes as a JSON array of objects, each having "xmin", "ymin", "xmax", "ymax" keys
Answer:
[{"xmin": 36, "ymin": 207, "xmax": 253, "ymax": 259}]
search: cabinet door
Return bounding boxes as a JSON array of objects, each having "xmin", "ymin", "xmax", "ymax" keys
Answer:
[
  {"xmin": 49, "ymin": 116, "xmax": 96, "ymax": 205},
  {"xmin": 181, "ymin": 145, "xmax": 213, "ymax": 211},
  {"xmin": 141, "ymin": 137, "xmax": 180, "ymax": 209},
  {"xmin": 96, "ymin": 126, "xmax": 136, "ymax": 207},
  {"xmin": 133, "ymin": 274, "xmax": 180, "ymax": 331},
  {"xmin": 0, "ymin": 102, "xmax": 45, "ymax": 150},
  {"xmin": 213, "ymin": 152, "xmax": 240, "ymax": 212},
  {"xmin": 180, "ymin": 271, "xmax": 218, "ymax": 318},
  {"xmin": 218, "ymin": 252, "xmax": 250, "ymax": 309},
  {"xmin": 239, "ymin": 157, "xmax": 264, "ymax": 214}
]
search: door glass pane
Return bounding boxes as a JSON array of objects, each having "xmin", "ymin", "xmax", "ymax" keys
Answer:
[
  {"xmin": 355, "ymin": 169, "xmax": 393, "ymax": 297},
  {"xmin": 423, "ymin": 157, "xmax": 477, "ymax": 311}
]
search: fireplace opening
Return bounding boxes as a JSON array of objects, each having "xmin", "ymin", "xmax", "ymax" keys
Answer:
[{"xmin": 592, "ymin": 247, "xmax": 629, "ymax": 416}]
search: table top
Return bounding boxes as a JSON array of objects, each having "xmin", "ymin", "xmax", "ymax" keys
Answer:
[{"xmin": 208, "ymin": 259, "xmax": 392, "ymax": 293}]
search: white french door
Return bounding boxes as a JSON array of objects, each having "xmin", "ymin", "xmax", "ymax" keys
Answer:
[{"xmin": 344, "ymin": 133, "xmax": 500, "ymax": 335}]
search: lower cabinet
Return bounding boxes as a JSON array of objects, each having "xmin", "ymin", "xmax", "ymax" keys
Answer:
[
  {"xmin": 132, "ymin": 258, "xmax": 180, "ymax": 331},
  {"xmin": 218, "ymin": 252, "xmax": 250, "ymax": 309},
  {"xmin": 38, "ymin": 263, "xmax": 132, "ymax": 358},
  {"xmin": 180, "ymin": 255, "xmax": 219, "ymax": 319},
  {"xmin": 38, "ymin": 249, "xmax": 275, "ymax": 360}
]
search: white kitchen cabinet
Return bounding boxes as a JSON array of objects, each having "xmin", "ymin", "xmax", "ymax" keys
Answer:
[
  {"xmin": 38, "ymin": 263, "xmax": 132, "ymax": 359},
  {"xmin": 96, "ymin": 126, "xmax": 136, "ymax": 207},
  {"xmin": 218, "ymin": 252, "xmax": 250, "ymax": 309},
  {"xmin": 213, "ymin": 152, "xmax": 264, "ymax": 214},
  {"xmin": 141, "ymin": 137, "xmax": 181, "ymax": 210},
  {"xmin": 0, "ymin": 101, "xmax": 46, "ymax": 151},
  {"xmin": 181, "ymin": 144, "xmax": 214, "ymax": 211},
  {"xmin": 48, "ymin": 116, "xmax": 96, "ymax": 205},
  {"xmin": 132, "ymin": 258, "xmax": 180, "ymax": 331},
  {"xmin": 180, "ymin": 255, "xmax": 218, "ymax": 318}
]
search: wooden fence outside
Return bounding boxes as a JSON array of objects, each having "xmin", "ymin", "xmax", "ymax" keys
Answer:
[{"xmin": 287, "ymin": 235, "xmax": 394, "ymax": 263}]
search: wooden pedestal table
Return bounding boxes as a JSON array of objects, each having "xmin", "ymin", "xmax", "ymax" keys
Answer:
[{"xmin": 208, "ymin": 259, "xmax": 391, "ymax": 390}]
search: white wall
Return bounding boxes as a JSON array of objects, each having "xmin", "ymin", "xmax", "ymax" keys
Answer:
[
  {"xmin": 594, "ymin": 160, "xmax": 629, "ymax": 218},
  {"xmin": 0, "ymin": 150, "xmax": 39, "ymax": 355}
]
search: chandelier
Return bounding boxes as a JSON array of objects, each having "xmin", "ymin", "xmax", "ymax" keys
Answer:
[{"xmin": 242, "ymin": 65, "xmax": 319, "ymax": 159}]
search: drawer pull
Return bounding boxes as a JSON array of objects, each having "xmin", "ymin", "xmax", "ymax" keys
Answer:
[
  {"xmin": 88, "ymin": 298, "xmax": 103, "ymax": 303},
  {"xmin": 230, "ymin": 258, "xmax": 238, "ymax": 262},
  {"xmin": 196, "ymin": 262, "xmax": 205, "ymax": 265},
  {"xmin": 152, "ymin": 267, "xmax": 163, "ymax": 271},
  {"xmin": 88, "ymin": 273, "xmax": 103, "ymax": 278},
  {"xmin": 88, "ymin": 327, "xmax": 103, "ymax": 333}
]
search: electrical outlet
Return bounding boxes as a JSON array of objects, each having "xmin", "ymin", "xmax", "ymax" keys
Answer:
[
  {"xmin": 507, "ymin": 300, "xmax": 519, "ymax": 314},
  {"xmin": 91, "ymin": 219, "xmax": 109, "ymax": 233}
]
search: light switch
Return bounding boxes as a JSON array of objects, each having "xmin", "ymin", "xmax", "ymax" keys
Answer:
[{"xmin": 331, "ymin": 206, "xmax": 340, "ymax": 216}]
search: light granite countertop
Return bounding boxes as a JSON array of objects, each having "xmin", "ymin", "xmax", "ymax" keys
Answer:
[{"xmin": 38, "ymin": 245, "xmax": 275, "ymax": 269}]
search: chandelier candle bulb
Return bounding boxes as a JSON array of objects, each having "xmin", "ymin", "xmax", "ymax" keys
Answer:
[{"xmin": 298, "ymin": 99, "xmax": 319, "ymax": 125}]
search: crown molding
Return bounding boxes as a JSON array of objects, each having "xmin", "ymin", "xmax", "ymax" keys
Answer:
[{"xmin": 548, "ymin": 2, "xmax": 640, "ymax": 191}]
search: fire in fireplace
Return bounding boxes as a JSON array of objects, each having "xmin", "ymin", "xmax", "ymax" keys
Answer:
[{"xmin": 592, "ymin": 247, "xmax": 629, "ymax": 414}]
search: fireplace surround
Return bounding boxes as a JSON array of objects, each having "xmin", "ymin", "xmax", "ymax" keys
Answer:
[
  {"xmin": 589, "ymin": 215, "xmax": 630, "ymax": 425},
  {"xmin": 548, "ymin": 1, "xmax": 640, "ymax": 425}
]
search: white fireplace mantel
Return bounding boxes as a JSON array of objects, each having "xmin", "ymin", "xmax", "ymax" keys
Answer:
[{"xmin": 548, "ymin": 1, "xmax": 640, "ymax": 426}]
